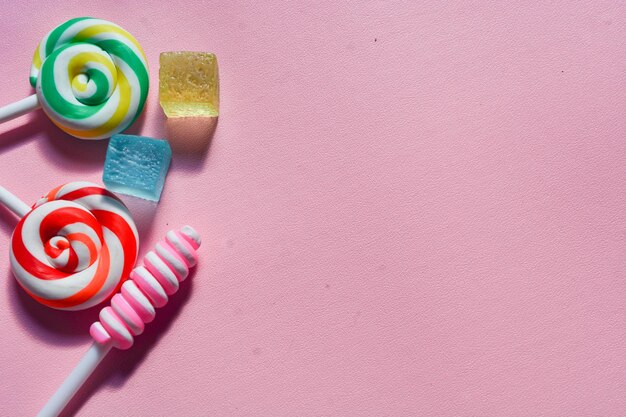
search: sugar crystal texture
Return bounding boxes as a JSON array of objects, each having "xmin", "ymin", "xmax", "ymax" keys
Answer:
[
  {"xmin": 160, "ymin": 51, "xmax": 219, "ymax": 117},
  {"xmin": 103, "ymin": 134, "xmax": 172, "ymax": 202}
]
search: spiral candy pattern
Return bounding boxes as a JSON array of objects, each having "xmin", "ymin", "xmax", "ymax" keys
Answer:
[
  {"xmin": 90, "ymin": 226, "xmax": 201, "ymax": 350},
  {"xmin": 30, "ymin": 17, "xmax": 149, "ymax": 140},
  {"xmin": 10, "ymin": 182, "xmax": 139, "ymax": 310}
]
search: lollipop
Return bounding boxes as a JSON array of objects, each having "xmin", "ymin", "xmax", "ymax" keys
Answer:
[
  {"xmin": 0, "ymin": 17, "xmax": 149, "ymax": 139},
  {"xmin": 37, "ymin": 226, "xmax": 201, "ymax": 417},
  {"xmin": 0, "ymin": 182, "xmax": 139, "ymax": 310}
]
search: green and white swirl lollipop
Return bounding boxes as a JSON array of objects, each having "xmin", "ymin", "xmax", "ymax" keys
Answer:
[{"xmin": 0, "ymin": 17, "xmax": 149, "ymax": 140}]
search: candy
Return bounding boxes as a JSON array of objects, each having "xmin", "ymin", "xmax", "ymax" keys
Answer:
[
  {"xmin": 9, "ymin": 182, "xmax": 139, "ymax": 310},
  {"xmin": 90, "ymin": 226, "xmax": 201, "ymax": 349},
  {"xmin": 0, "ymin": 17, "xmax": 149, "ymax": 140},
  {"xmin": 159, "ymin": 51, "xmax": 219, "ymax": 117},
  {"xmin": 103, "ymin": 134, "xmax": 172, "ymax": 202},
  {"xmin": 38, "ymin": 227, "xmax": 201, "ymax": 417}
]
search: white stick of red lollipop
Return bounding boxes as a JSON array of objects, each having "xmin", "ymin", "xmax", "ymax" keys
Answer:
[{"xmin": 36, "ymin": 225, "xmax": 202, "ymax": 417}]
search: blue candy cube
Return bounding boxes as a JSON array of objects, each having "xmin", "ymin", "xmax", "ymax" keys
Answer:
[{"xmin": 103, "ymin": 134, "xmax": 172, "ymax": 202}]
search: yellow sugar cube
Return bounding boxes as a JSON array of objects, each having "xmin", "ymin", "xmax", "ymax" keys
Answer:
[{"xmin": 159, "ymin": 52, "xmax": 219, "ymax": 118}]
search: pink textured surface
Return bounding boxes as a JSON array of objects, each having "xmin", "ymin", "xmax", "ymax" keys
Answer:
[{"xmin": 0, "ymin": 1, "xmax": 625, "ymax": 416}]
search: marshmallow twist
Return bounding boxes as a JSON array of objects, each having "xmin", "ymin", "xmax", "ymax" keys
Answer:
[
  {"xmin": 90, "ymin": 226, "xmax": 201, "ymax": 349},
  {"xmin": 10, "ymin": 182, "xmax": 139, "ymax": 310},
  {"xmin": 30, "ymin": 17, "xmax": 149, "ymax": 139}
]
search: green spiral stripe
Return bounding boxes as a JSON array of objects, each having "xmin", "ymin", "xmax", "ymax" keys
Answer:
[
  {"xmin": 45, "ymin": 17, "xmax": 91, "ymax": 56},
  {"xmin": 97, "ymin": 39, "xmax": 149, "ymax": 124},
  {"xmin": 79, "ymin": 69, "xmax": 110, "ymax": 105},
  {"xmin": 40, "ymin": 44, "xmax": 106, "ymax": 120}
]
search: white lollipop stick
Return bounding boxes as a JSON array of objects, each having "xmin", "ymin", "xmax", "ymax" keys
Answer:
[
  {"xmin": 0, "ymin": 94, "xmax": 40, "ymax": 124},
  {"xmin": 38, "ymin": 343, "xmax": 111, "ymax": 417},
  {"xmin": 37, "ymin": 226, "xmax": 202, "ymax": 417},
  {"xmin": 0, "ymin": 185, "xmax": 30, "ymax": 217}
]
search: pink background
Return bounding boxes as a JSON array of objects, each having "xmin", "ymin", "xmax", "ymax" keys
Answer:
[{"xmin": 1, "ymin": 1, "xmax": 625, "ymax": 416}]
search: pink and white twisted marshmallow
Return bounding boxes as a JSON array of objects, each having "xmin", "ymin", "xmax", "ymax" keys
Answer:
[{"xmin": 90, "ymin": 226, "xmax": 201, "ymax": 349}]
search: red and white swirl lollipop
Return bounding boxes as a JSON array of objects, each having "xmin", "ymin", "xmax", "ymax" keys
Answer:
[{"xmin": 0, "ymin": 181, "xmax": 138, "ymax": 310}]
